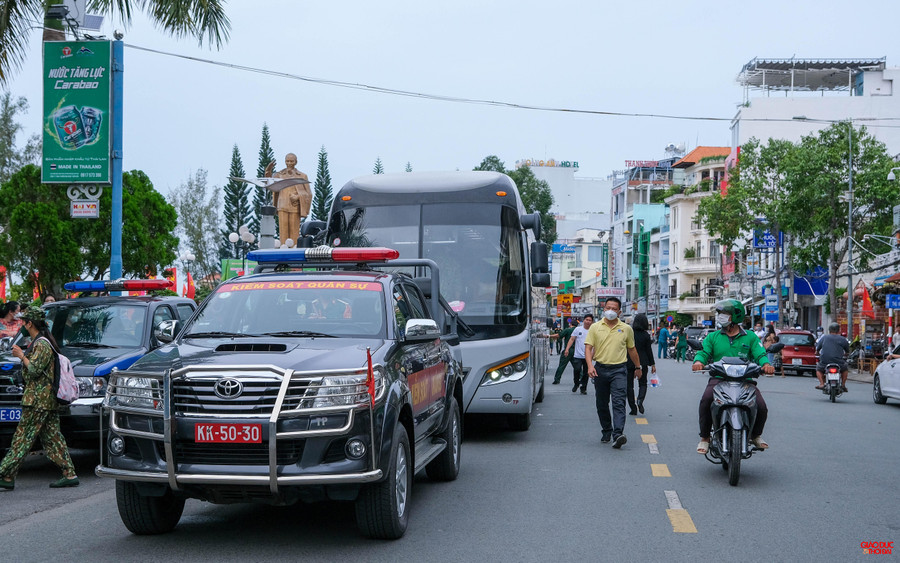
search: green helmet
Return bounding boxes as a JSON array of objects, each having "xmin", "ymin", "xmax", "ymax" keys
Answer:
[{"xmin": 714, "ymin": 299, "xmax": 745, "ymax": 325}]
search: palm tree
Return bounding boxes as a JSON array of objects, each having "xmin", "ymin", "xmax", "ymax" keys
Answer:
[{"xmin": 0, "ymin": 0, "xmax": 231, "ymax": 86}]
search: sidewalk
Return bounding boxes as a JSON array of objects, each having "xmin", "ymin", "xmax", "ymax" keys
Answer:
[{"xmin": 848, "ymin": 368, "xmax": 874, "ymax": 384}]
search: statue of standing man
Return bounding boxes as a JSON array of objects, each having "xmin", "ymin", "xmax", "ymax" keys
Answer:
[{"xmin": 272, "ymin": 153, "xmax": 312, "ymax": 246}]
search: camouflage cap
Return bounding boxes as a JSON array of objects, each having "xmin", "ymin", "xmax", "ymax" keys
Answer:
[{"xmin": 17, "ymin": 305, "xmax": 46, "ymax": 324}]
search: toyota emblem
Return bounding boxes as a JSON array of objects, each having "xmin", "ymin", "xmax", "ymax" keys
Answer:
[{"xmin": 214, "ymin": 378, "xmax": 244, "ymax": 399}]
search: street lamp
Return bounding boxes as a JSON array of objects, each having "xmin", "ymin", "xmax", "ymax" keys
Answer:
[{"xmin": 228, "ymin": 225, "xmax": 256, "ymax": 276}]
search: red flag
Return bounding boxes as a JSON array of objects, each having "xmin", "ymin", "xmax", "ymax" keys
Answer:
[
  {"xmin": 862, "ymin": 285, "xmax": 876, "ymax": 319},
  {"xmin": 185, "ymin": 272, "xmax": 196, "ymax": 299},
  {"xmin": 366, "ymin": 348, "xmax": 376, "ymax": 406}
]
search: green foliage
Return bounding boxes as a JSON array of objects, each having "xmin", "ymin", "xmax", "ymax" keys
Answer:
[
  {"xmin": 698, "ymin": 155, "xmax": 726, "ymax": 165},
  {"xmin": 311, "ymin": 146, "xmax": 333, "ymax": 222},
  {"xmin": 473, "ymin": 156, "xmax": 557, "ymax": 245},
  {"xmin": 169, "ymin": 170, "xmax": 221, "ymax": 289},
  {"xmin": 0, "ymin": 166, "xmax": 177, "ymax": 297},
  {"xmin": 251, "ymin": 123, "xmax": 276, "ymax": 238},
  {"xmin": 683, "ymin": 247, "xmax": 696, "ymax": 259},
  {"xmin": 220, "ymin": 144, "xmax": 250, "ymax": 260},
  {"xmin": 652, "ymin": 183, "xmax": 684, "ymax": 203},
  {"xmin": 193, "ymin": 284, "xmax": 215, "ymax": 304},
  {"xmin": 0, "ymin": 93, "xmax": 39, "ymax": 183},
  {"xmin": 405, "ymin": 162, "xmax": 412, "ymax": 173},
  {"xmin": 373, "ymin": 157, "xmax": 384, "ymax": 174},
  {"xmin": 0, "ymin": 0, "xmax": 231, "ymax": 87}
]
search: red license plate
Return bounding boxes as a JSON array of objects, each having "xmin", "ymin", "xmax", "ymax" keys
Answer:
[{"xmin": 195, "ymin": 423, "xmax": 262, "ymax": 443}]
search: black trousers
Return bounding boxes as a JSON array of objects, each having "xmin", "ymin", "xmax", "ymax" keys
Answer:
[
  {"xmin": 698, "ymin": 377, "xmax": 768, "ymax": 439},
  {"xmin": 573, "ymin": 358, "xmax": 588, "ymax": 390},
  {"xmin": 626, "ymin": 365, "xmax": 648, "ymax": 410}
]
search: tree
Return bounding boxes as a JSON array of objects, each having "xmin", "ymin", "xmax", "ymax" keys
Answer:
[
  {"xmin": 473, "ymin": 155, "xmax": 557, "ymax": 245},
  {"xmin": 697, "ymin": 124, "xmax": 898, "ymax": 322},
  {"xmin": 75, "ymin": 169, "xmax": 179, "ymax": 280},
  {"xmin": 373, "ymin": 157, "xmax": 384, "ymax": 174},
  {"xmin": 169, "ymin": 169, "xmax": 221, "ymax": 289},
  {"xmin": 0, "ymin": 166, "xmax": 178, "ymax": 296},
  {"xmin": 311, "ymin": 145, "xmax": 333, "ymax": 222},
  {"xmin": 251, "ymin": 123, "xmax": 276, "ymax": 239},
  {"xmin": 0, "ymin": 92, "xmax": 39, "ymax": 184},
  {"xmin": 0, "ymin": 1, "xmax": 231, "ymax": 86},
  {"xmin": 405, "ymin": 162, "xmax": 412, "ymax": 173},
  {"xmin": 220, "ymin": 145, "xmax": 251, "ymax": 259}
]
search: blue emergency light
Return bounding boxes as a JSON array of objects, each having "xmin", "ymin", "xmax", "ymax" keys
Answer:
[{"xmin": 64, "ymin": 279, "xmax": 173, "ymax": 292}]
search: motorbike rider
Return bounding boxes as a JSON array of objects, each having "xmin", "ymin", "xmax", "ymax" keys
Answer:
[
  {"xmin": 692, "ymin": 299, "xmax": 774, "ymax": 454},
  {"xmin": 815, "ymin": 322, "xmax": 849, "ymax": 392}
]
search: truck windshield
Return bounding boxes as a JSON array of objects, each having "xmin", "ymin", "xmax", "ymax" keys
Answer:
[
  {"xmin": 186, "ymin": 281, "xmax": 386, "ymax": 338},
  {"xmin": 46, "ymin": 304, "xmax": 146, "ymax": 348}
]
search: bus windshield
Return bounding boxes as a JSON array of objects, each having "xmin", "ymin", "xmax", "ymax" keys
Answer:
[{"xmin": 329, "ymin": 202, "xmax": 527, "ymax": 339}]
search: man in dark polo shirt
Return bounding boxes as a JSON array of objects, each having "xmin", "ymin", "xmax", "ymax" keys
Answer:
[{"xmin": 585, "ymin": 297, "xmax": 642, "ymax": 449}]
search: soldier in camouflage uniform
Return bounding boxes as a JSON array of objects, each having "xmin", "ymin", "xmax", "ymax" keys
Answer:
[{"xmin": 0, "ymin": 306, "xmax": 78, "ymax": 490}]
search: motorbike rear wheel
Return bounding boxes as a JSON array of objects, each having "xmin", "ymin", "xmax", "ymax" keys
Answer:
[
  {"xmin": 728, "ymin": 427, "xmax": 742, "ymax": 486},
  {"xmin": 829, "ymin": 385, "xmax": 837, "ymax": 402}
]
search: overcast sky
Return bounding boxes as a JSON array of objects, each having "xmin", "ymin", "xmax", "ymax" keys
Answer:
[{"xmin": 9, "ymin": 0, "xmax": 900, "ymax": 201}]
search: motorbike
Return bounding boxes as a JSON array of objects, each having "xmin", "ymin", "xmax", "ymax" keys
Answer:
[
  {"xmin": 822, "ymin": 362, "xmax": 843, "ymax": 402},
  {"xmin": 687, "ymin": 338, "xmax": 784, "ymax": 486}
]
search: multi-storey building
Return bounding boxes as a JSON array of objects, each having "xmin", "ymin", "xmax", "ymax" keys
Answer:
[{"xmin": 664, "ymin": 147, "xmax": 731, "ymax": 326}]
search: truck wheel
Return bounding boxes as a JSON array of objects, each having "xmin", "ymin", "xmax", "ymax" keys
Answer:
[
  {"xmin": 426, "ymin": 397, "xmax": 461, "ymax": 481},
  {"xmin": 356, "ymin": 424, "xmax": 411, "ymax": 539},
  {"xmin": 535, "ymin": 378, "xmax": 545, "ymax": 403},
  {"xmin": 508, "ymin": 412, "xmax": 531, "ymax": 431},
  {"xmin": 115, "ymin": 481, "xmax": 185, "ymax": 535}
]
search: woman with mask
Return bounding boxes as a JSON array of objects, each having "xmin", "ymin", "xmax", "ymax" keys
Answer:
[
  {"xmin": 627, "ymin": 313, "xmax": 655, "ymax": 415},
  {"xmin": 0, "ymin": 306, "xmax": 79, "ymax": 490},
  {"xmin": 0, "ymin": 301, "xmax": 22, "ymax": 338},
  {"xmin": 674, "ymin": 327, "xmax": 688, "ymax": 362}
]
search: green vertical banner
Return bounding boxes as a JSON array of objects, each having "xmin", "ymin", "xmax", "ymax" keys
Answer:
[{"xmin": 42, "ymin": 40, "xmax": 112, "ymax": 183}]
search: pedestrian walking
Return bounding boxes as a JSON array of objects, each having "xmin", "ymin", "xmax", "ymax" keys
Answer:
[
  {"xmin": 627, "ymin": 313, "xmax": 655, "ymax": 415},
  {"xmin": 551, "ymin": 319, "xmax": 577, "ymax": 384},
  {"xmin": 675, "ymin": 327, "xmax": 688, "ymax": 362},
  {"xmin": 0, "ymin": 307, "xmax": 79, "ymax": 491},
  {"xmin": 656, "ymin": 324, "xmax": 670, "ymax": 359},
  {"xmin": 762, "ymin": 325, "xmax": 779, "ymax": 377},
  {"xmin": 564, "ymin": 315, "xmax": 593, "ymax": 394},
  {"xmin": 585, "ymin": 297, "xmax": 642, "ymax": 449}
]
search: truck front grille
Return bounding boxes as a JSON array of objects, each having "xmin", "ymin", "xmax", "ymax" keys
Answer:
[
  {"xmin": 158, "ymin": 440, "xmax": 305, "ymax": 465},
  {"xmin": 0, "ymin": 372, "xmax": 22, "ymax": 402},
  {"xmin": 172, "ymin": 377, "xmax": 312, "ymax": 415}
]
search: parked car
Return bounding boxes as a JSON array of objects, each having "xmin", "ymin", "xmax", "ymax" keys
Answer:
[
  {"xmin": 873, "ymin": 346, "xmax": 900, "ymax": 404},
  {"xmin": 776, "ymin": 329, "xmax": 817, "ymax": 376}
]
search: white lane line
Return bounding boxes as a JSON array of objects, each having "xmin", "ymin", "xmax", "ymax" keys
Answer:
[
  {"xmin": 649, "ymin": 443, "xmax": 659, "ymax": 454},
  {"xmin": 664, "ymin": 490, "xmax": 683, "ymax": 510}
]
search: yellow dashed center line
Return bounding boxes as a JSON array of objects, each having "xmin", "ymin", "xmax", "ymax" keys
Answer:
[
  {"xmin": 641, "ymin": 434, "xmax": 657, "ymax": 444},
  {"xmin": 635, "ymin": 417, "xmax": 649, "ymax": 425},
  {"xmin": 651, "ymin": 464, "xmax": 671, "ymax": 477},
  {"xmin": 666, "ymin": 509, "xmax": 698, "ymax": 533}
]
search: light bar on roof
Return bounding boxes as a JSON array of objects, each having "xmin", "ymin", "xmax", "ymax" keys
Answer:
[
  {"xmin": 64, "ymin": 279, "xmax": 173, "ymax": 292},
  {"xmin": 247, "ymin": 247, "xmax": 400, "ymax": 264}
]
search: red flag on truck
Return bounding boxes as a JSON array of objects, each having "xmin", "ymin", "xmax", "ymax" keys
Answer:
[{"xmin": 366, "ymin": 348, "xmax": 375, "ymax": 406}]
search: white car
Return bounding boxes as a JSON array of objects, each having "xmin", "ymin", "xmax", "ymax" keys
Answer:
[{"xmin": 873, "ymin": 351, "xmax": 900, "ymax": 404}]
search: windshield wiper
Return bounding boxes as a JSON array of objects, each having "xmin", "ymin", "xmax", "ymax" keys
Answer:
[
  {"xmin": 65, "ymin": 342, "xmax": 116, "ymax": 348},
  {"xmin": 260, "ymin": 331, "xmax": 336, "ymax": 338},
  {"xmin": 183, "ymin": 331, "xmax": 258, "ymax": 339}
]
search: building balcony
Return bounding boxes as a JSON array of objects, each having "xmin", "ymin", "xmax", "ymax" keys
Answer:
[
  {"xmin": 672, "ymin": 296, "xmax": 718, "ymax": 314},
  {"xmin": 676, "ymin": 256, "xmax": 719, "ymax": 273}
]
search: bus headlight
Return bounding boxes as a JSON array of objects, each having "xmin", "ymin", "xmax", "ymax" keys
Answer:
[{"xmin": 481, "ymin": 354, "xmax": 529, "ymax": 386}]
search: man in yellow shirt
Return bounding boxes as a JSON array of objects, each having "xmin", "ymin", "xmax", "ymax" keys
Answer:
[{"xmin": 585, "ymin": 297, "xmax": 642, "ymax": 449}]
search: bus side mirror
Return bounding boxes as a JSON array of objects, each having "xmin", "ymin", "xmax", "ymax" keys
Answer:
[
  {"xmin": 532, "ymin": 273, "xmax": 551, "ymax": 287},
  {"xmin": 299, "ymin": 220, "xmax": 326, "ymax": 248},
  {"xmin": 530, "ymin": 241, "xmax": 548, "ymax": 274},
  {"xmin": 520, "ymin": 212, "xmax": 542, "ymax": 239}
]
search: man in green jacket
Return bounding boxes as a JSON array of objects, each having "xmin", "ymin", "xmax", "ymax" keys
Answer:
[
  {"xmin": 552, "ymin": 319, "xmax": 576, "ymax": 384},
  {"xmin": 691, "ymin": 299, "xmax": 774, "ymax": 455}
]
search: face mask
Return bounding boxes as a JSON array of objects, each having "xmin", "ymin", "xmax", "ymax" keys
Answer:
[
  {"xmin": 603, "ymin": 310, "xmax": 618, "ymax": 321},
  {"xmin": 715, "ymin": 313, "xmax": 732, "ymax": 328}
]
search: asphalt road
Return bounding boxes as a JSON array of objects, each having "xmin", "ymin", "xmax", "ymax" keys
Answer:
[{"xmin": 1, "ymin": 357, "xmax": 897, "ymax": 562}]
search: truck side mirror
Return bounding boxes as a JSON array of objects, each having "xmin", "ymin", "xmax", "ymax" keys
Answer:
[
  {"xmin": 154, "ymin": 319, "xmax": 181, "ymax": 345},
  {"xmin": 530, "ymin": 241, "xmax": 548, "ymax": 274},
  {"xmin": 298, "ymin": 220, "xmax": 326, "ymax": 248},
  {"xmin": 532, "ymin": 273, "xmax": 551, "ymax": 288},
  {"xmin": 520, "ymin": 212, "xmax": 542, "ymax": 239}
]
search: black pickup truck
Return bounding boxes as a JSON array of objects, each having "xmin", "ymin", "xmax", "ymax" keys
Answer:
[{"xmin": 97, "ymin": 247, "xmax": 464, "ymax": 539}]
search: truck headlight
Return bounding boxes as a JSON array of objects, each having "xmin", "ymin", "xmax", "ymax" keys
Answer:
[
  {"xmin": 76, "ymin": 376, "xmax": 107, "ymax": 397},
  {"xmin": 311, "ymin": 375, "xmax": 367, "ymax": 408},
  {"xmin": 112, "ymin": 376, "xmax": 161, "ymax": 410}
]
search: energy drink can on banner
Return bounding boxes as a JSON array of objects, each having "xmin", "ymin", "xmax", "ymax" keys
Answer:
[
  {"xmin": 52, "ymin": 105, "xmax": 87, "ymax": 149},
  {"xmin": 80, "ymin": 107, "xmax": 102, "ymax": 144}
]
